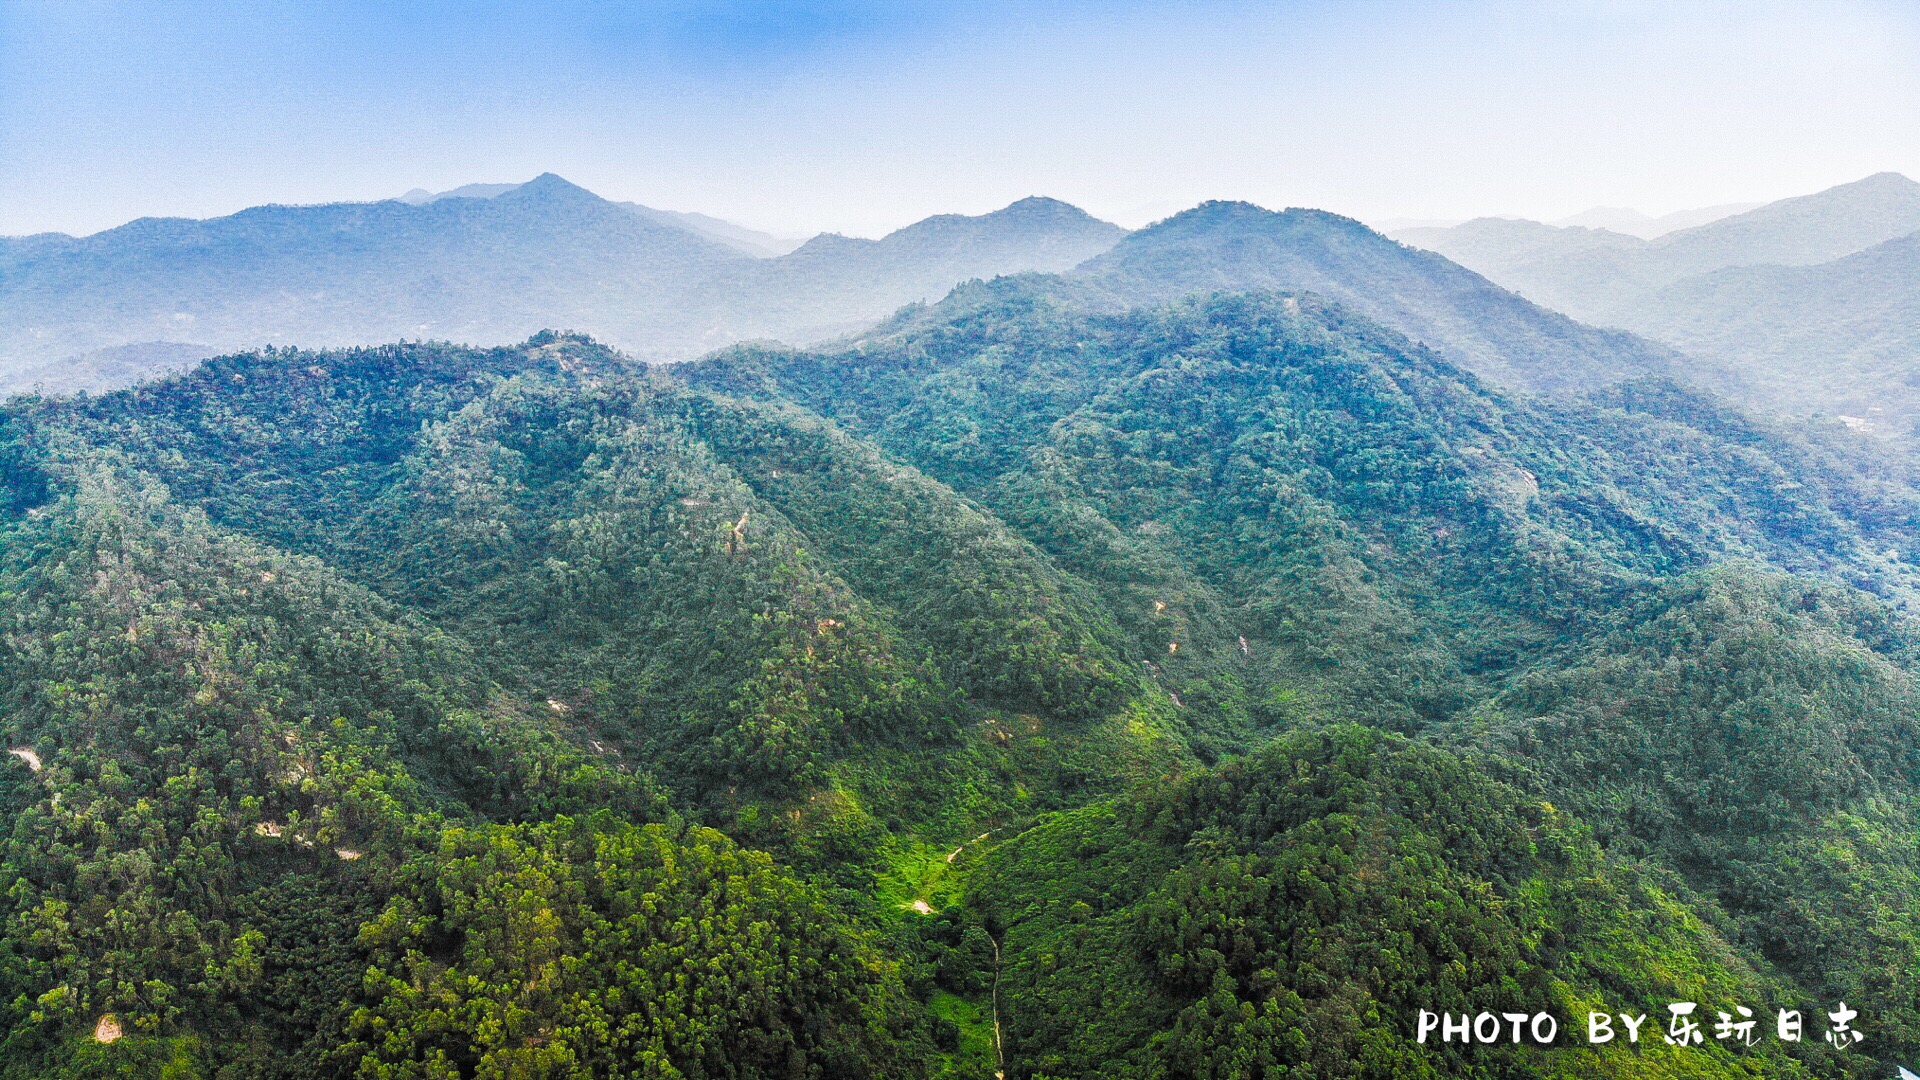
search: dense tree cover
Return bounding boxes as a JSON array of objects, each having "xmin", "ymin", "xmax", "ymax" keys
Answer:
[
  {"xmin": 686, "ymin": 285, "xmax": 1920, "ymax": 1074},
  {"xmin": 0, "ymin": 413, "xmax": 924, "ymax": 1075},
  {"xmin": 966, "ymin": 725, "xmax": 1842, "ymax": 1079},
  {"xmin": 2, "ymin": 285, "xmax": 1919, "ymax": 1077},
  {"xmin": 1474, "ymin": 568, "xmax": 1920, "ymax": 1056},
  {"xmin": 688, "ymin": 284, "xmax": 1920, "ymax": 722},
  {"xmin": 349, "ymin": 814, "xmax": 928, "ymax": 1079}
]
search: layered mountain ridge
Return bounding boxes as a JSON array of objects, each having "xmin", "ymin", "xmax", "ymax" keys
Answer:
[
  {"xmin": 5, "ymin": 180, "xmax": 1690, "ymax": 407},
  {"xmin": 1066, "ymin": 200, "xmax": 1693, "ymax": 394},
  {"xmin": 1398, "ymin": 171, "xmax": 1920, "ymax": 427},
  {"xmin": 0, "ymin": 177, "xmax": 1126, "ymax": 390}
]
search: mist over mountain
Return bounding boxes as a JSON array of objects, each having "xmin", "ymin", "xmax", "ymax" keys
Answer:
[
  {"xmin": 1403, "ymin": 172, "xmax": 1920, "ymax": 305},
  {"xmin": 622, "ymin": 204, "xmax": 809, "ymax": 258},
  {"xmin": 1633, "ymin": 232, "xmax": 1920, "ymax": 426},
  {"xmin": 3, "ymin": 184, "xmax": 1719, "ymax": 406},
  {"xmin": 1396, "ymin": 173, "xmax": 1920, "ymax": 320},
  {"xmin": 1, "ymin": 341, "xmax": 210, "ymax": 397},
  {"xmin": 0, "ymin": 174, "xmax": 748, "ymax": 376},
  {"xmin": 0, "ymin": 177, "xmax": 1124, "ymax": 390},
  {"xmin": 1551, "ymin": 201, "xmax": 1761, "ymax": 238},
  {"xmin": 1397, "ymin": 172, "xmax": 1920, "ymax": 424},
  {"xmin": 705, "ymin": 196, "xmax": 1126, "ymax": 344},
  {"xmin": 1645, "ymin": 171, "xmax": 1920, "ymax": 273}
]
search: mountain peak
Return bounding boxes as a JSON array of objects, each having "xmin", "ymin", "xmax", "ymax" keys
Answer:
[
  {"xmin": 989, "ymin": 196, "xmax": 1102, "ymax": 223},
  {"xmin": 1073, "ymin": 197, "xmax": 1681, "ymax": 395},
  {"xmin": 499, "ymin": 173, "xmax": 604, "ymax": 205},
  {"xmin": 1839, "ymin": 170, "xmax": 1919, "ymax": 193},
  {"xmin": 1157, "ymin": 199, "xmax": 1271, "ymax": 226},
  {"xmin": 880, "ymin": 198, "xmax": 1121, "ymax": 243},
  {"xmin": 1136, "ymin": 200, "xmax": 1377, "ymax": 243},
  {"xmin": 1644, "ymin": 169, "xmax": 1920, "ymax": 269},
  {"xmin": 1736, "ymin": 170, "xmax": 1920, "ymax": 219}
]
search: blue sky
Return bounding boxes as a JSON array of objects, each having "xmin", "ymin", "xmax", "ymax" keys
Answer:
[{"xmin": 2, "ymin": 0, "xmax": 1917, "ymax": 237}]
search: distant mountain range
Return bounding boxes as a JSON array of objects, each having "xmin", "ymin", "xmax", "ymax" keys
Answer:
[
  {"xmin": 396, "ymin": 180, "xmax": 812, "ymax": 258},
  {"xmin": 0, "ymin": 176, "xmax": 1123, "ymax": 392},
  {"xmin": 3, "ymin": 177, "xmax": 1689, "ymax": 403},
  {"xmin": 1, "ymin": 341, "xmax": 210, "ymax": 397},
  {"xmin": 704, "ymin": 196, "xmax": 1130, "ymax": 345},
  {"xmin": 0, "ymin": 175, "xmax": 746, "ymax": 382},
  {"xmin": 1550, "ymin": 201, "xmax": 1761, "ymax": 239},
  {"xmin": 1396, "ymin": 172, "xmax": 1920, "ymax": 428},
  {"xmin": 22, "ymin": 171, "xmax": 1911, "ymax": 419}
]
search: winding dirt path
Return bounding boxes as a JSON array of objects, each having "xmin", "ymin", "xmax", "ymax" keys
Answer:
[
  {"xmin": 947, "ymin": 830, "xmax": 992, "ymax": 864},
  {"xmin": 923, "ymin": 827, "xmax": 1007, "ymax": 1075},
  {"xmin": 989, "ymin": 931, "xmax": 1005, "ymax": 1079}
]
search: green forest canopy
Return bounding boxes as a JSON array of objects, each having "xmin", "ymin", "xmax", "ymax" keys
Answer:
[{"xmin": 0, "ymin": 289, "xmax": 1917, "ymax": 1078}]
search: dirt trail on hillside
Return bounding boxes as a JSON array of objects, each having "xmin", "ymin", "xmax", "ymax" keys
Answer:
[{"xmin": 990, "ymin": 931, "xmax": 1005, "ymax": 1079}]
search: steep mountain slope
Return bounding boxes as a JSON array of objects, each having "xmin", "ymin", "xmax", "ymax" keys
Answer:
[
  {"xmin": 691, "ymin": 283, "xmax": 1920, "ymax": 1074},
  {"xmin": 7, "ymin": 287, "xmax": 1920, "ymax": 1075},
  {"xmin": 396, "ymin": 180, "xmax": 810, "ymax": 256},
  {"xmin": 1390, "ymin": 217, "xmax": 1651, "ymax": 321},
  {"xmin": 1642, "ymin": 171, "xmax": 1920, "ymax": 277},
  {"xmin": 1065, "ymin": 201, "xmax": 1697, "ymax": 395},
  {"xmin": 0, "ymin": 466, "xmax": 921, "ymax": 1077},
  {"xmin": 694, "ymin": 280, "xmax": 1920, "ymax": 708},
  {"xmin": 973, "ymin": 725, "xmax": 1821, "ymax": 1079},
  {"xmin": 2, "ymin": 332, "xmax": 967, "ymax": 1071}
]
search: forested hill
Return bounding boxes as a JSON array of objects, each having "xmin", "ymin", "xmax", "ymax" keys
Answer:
[
  {"xmin": 1065, "ymin": 201, "xmax": 1698, "ymax": 396},
  {"xmin": 3, "ymin": 287, "xmax": 1920, "ymax": 1077}
]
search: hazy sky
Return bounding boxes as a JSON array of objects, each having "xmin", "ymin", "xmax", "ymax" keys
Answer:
[{"xmin": 3, "ymin": 0, "xmax": 1917, "ymax": 238}]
